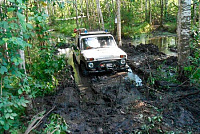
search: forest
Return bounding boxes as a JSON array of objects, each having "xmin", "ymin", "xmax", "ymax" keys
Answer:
[{"xmin": 0, "ymin": 0, "xmax": 200, "ymax": 133}]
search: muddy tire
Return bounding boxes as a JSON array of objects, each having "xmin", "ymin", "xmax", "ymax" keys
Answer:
[{"xmin": 81, "ymin": 63, "xmax": 88, "ymax": 76}]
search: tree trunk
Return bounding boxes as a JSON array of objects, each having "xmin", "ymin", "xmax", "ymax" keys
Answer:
[
  {"xmin": 145, "ymin": 0, "xmax": 148, "ymax": 21},
  {"xmin": 75, "ymin": 0, "xmax": 79, "ymax": 28},
  {"xmin": 192, "ymin": 1, "xmax": 196, "ymax": 25},
  {"xmin": 149, "ymin": 0, "xmax": 152, "ymax": 24},
  {"xmin": 80, "ymin": 0, "xmax": 83, "ymax": 27},
  {"xmin": 117, "ymin": 0, "xmax": 122, "ymax": 46},
  {"xmin": 91, "ymin": 0, "xmax": 97, "ymax": 29},
  {"xmin": 177, "ymin": 0, "xmax": 191, "ymax": 81},
  {"xmin": 199, "ymin": 0, "xmax": 200, "ymax": 30},
  {"xmin": 164, "ymin": 0, "xmax": 168, "ymax": 19},
  {"xmin": 96, "ymin": 0, "xmax": 104, "ymax": 30},
  {"xmin": 160, "ymin": 0, "xmax": 164, "ymax": 27},
  {"xmin": 86, "ymin": 0, "xmax": 90, "ymax": 29}
]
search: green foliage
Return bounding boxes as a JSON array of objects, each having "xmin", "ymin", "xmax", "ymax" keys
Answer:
[
  {"xmin": 0, "ymin": 0, "xmax": 67, "ymax": 133},
  {"xmin": 134, "ymin": 114, "xmax": 164, "ymax": 134},
  {"xmin": 184, "ymin": 26, "xmax": 200, "ymax": 85},
  {"xmin": 43, "ymin": 114, "xmax": 70, "ymax": 134},
  {"xmin": 0, "ymin": 1, "xmax": 33, "ymax": 132},
  {"xmin": 141, "ymin": 115, "xmax": 163, "ymax": 133},
  {"xmin": 53, "ymin": 21, "xmax": 76, "ymax": 36},
  {"xmin": 0, "ymin": 93, "xmax": 29, "ymax": 133},
  {"xmin": 29, "ymin": 48, "xmax": 66, "ymax": 95},
  {"xmin": 122, "ymin": 22, "xmax": 152, "ymax": 38}
]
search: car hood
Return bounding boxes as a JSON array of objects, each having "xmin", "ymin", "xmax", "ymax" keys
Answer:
[{"xmin": 81, "ymin": 47, "xmax": 127, "ymax": 61}]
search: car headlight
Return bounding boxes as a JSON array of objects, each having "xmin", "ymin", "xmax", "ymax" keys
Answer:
[
  {"xmin": 121, "ymin": 59, "xmax": 126, "ymax": 64},
  {"xmin": 88, "ymin": 62, "xmax": 94, "ymax": 68}
]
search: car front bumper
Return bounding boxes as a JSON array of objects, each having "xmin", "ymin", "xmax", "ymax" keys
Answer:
[{"xmin": 86, "ymin": 60, "xmax": 129, "ymax": 73}]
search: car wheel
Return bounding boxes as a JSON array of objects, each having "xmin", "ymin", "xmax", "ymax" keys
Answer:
[{"xmin": 81, "ymin": 63, "xmax": 88, "ymax": 76}]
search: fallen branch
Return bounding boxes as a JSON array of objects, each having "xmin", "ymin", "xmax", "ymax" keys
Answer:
[
  {"xmin": 162, "ymin": 90, "xmax": 200, "ymax": 106},
  {"xmin": 172, "ymin": 90, "xmax": 200, "ymax": 102},
  {"xmin": 24, "ymin": 106, "xmax": 55, "ymax": 134}
]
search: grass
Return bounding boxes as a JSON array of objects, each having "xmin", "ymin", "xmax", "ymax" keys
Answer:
[
  {"xmin": 122, "ymin": 22, "xmax": 153, "ymax": 38},
  {"xmin": 163, "ymin": 22, "xmax": 177, "ymax": 33}
]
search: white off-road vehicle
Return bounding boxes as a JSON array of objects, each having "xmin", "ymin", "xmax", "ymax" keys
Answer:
[{"xmin": 72, "ymin": 28, "xmax": 128, "ymax": 76}]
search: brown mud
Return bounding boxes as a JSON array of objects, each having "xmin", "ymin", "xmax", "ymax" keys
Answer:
[{"xmin": 32, "ymin": 43, "xmax": 200, "ymax": 133}]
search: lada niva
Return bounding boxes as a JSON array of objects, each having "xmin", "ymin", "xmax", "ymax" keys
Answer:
[{"xmin": 72, "ymin": 28, "xmax": 128, "ymax": 76}]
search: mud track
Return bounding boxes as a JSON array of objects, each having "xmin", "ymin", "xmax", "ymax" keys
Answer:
[{"xmin": 32, "ymin": 43, "xmax": 200, "ymax": 133}]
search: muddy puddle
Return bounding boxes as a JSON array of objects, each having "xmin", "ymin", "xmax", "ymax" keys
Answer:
[{"xmin": 125, "ymin": 32, "xmax": 177, "ymax": 56}]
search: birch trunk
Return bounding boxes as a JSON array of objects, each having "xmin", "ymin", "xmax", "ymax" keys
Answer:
[
  {"xmin": 117, "ymin": 0, "xmax": 122, "ymax": 46},
  {"xmin": 145, "ymin": 0, "xmax": 148, "ymax": 21},
  {"xmin": 96, "ymin": 0, "xmax": 104, "ymax": 30},
  {"xmin": 177, "ymin": 0, "xmax": 191, "ymax": 81},
  {"xmin": 75, "ymin": 0, "xmax": 79, "ymax": 28},
  {"xmin": 80, "ymin": 0, "xmax": 83, "ymax": 27},
  {"xmin": 86, "ymin": 0, "xmax": 90, "ymax": 29}
]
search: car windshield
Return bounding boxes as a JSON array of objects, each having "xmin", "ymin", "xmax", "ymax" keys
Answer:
[{"xmin": 81, "ymin": 36, "xmax": 116, "ymax": 50}]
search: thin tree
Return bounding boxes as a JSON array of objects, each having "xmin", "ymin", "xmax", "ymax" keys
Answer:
[
  {"xmin": 149, "ymin": 0, "xmax": 152, "ymax": 24},
  {"xmin": 117, "ymin": 0, "xmax": 122, "ymax": 46},
  {"xmin": 160, "ymin": 0, "xmax": 164, "ymax": 27},
  {"xmin": 164, "ymin": 0, "xmax": 168, "ymax": 19},
  {"xmin": 96, "ymin": 0, "xmax": 105, "ymax": 30},
  {"xmin": 75, "ymin": 0, "xmax": 79, "ymax": 28},
  {"xmin": 145, "ymin": 0, "xmax": 148, "ymax": 21},
  {"xmin": 86, "ymin": 0, "xmax": 90, "ymax": 29},
  {"xmin": 177, "ymin": 0, "xmax": 191, "ymax": 81},
  {"xmin": 193, "ymin": 0, "xmax": 197, "ymax": 25},
  {"xmin": 199, "ymin": 0, "xmax": 200, "ymax": 30}
]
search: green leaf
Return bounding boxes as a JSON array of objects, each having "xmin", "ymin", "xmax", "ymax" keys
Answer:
[
  {"xmin": 0, "ymin": 21, "xmax": 8, "ymax": 29},
  {"xmin": 17, "ymin": 0, "xmax": 22, "ymax": 4},
  {"xmin": 23, "ymin": 34, "xmax": 30, "ymax": 40},
  {"xmin": 7, "ymin": 8, "xmax": 15, "ymax": 12},
  {"xmin": 7, "ymin": 108, "xmax": 12, "ymax": 113},
  {"xmin": 3, "ymin": 123, "xmax": 9, "ymax": 130},
  {"xmin": 184, "ymin": 66, "xmax": 192, "ymax": 71},
  {"xmin": 7, "ymin": 17, "xmax": 17, "ymax": 22},
  {"xmin": 27, "ymin": 23, "xmax": 33, "ymax": 29},
  {"xmin": 3, "ymin": 38, "xmax": 9, "ymax": 42},
  {"xmin": 147, "ymin": 117, "xmax": 151, "ymax": 122},
  {"xmin": 7, "ymin": 0, "xmax": 15, "ymax": 2},
  {"xmin": 0, "ymin": 66, "xmax": 8, "ymax": 74},
  {"xmin": 21, "ymin": 102, "xmax": 27, "ymax": 107},
  {"xmin": 0, "ymin": 119, "xmax": 5, "ymax": 125},
  {"xmin": 17, "ymin": 12, "xmax": 26, "ymax": 31},
  {"xmin": 11, "ymin": 113, "xmax": 17, "ymax": 117},
  {"xmin": 5, "ymin": 114, "xmax": 10, "ymax": 119},
  {"xmin": 18, "ymin": 89, "xmax": 22, "ymax": 94},
  {"xmin": 0, "ymin": 40, "xmax": 5, "ymax": 45},
  {"xmin": 10, "ymin": 116, "xmax": 14, "ymax": 120},
  {"xmin": 10, "ymin": 23, "xmax": 19, "ymax": 30}
]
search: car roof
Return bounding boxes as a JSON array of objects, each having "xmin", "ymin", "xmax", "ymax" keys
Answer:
[
  {"xmin": 79, "ymin": 31, "xmax": 110, "ymax": 36},
  {"xmin": 79, "ymin": 34, "xmax": 113, "ymax": 39}
]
